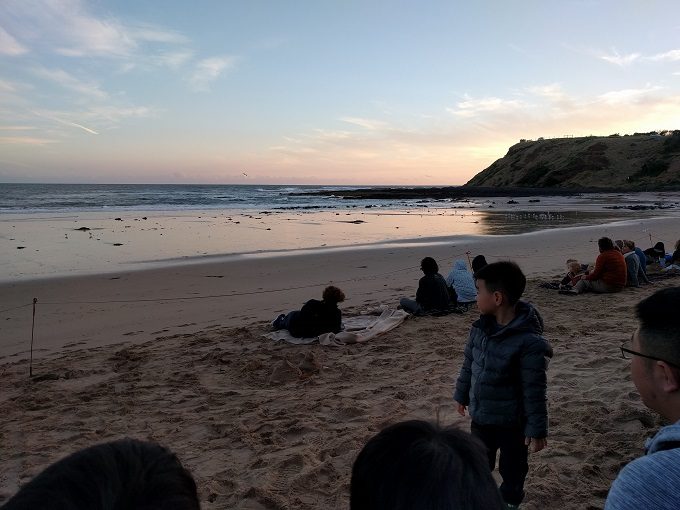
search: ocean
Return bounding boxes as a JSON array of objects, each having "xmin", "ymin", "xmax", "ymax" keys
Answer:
[{"xmin": 0, "ymin": 183, "xmax": 472, "ymax": 214}]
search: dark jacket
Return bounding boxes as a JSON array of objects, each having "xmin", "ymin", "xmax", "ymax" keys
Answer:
[
  {"xmin": 415, "ymin": 273, "xmax": 451, "ymax": 311},
  {"xmin": 287, "ymin": 299, "xmax": 342, "ymax": 338},
  {"xmin": 453, "ymin": 301, "xmax": 553, "ymax": 438}
]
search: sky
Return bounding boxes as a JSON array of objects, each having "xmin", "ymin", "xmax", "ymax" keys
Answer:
[{"xmin": 1, "ymin": 1, "xmax": 680, "ymax": 185}]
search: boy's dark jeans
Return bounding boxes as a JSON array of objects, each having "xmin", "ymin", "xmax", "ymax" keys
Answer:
[{"xmin": 471, "ymin": 421, "xmax": 528, "ymax": 506}]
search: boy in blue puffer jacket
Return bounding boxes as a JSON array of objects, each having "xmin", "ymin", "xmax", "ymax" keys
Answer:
[{"xmin": 454, "ymin": 261, "xmax": 553, "ymax": 508}]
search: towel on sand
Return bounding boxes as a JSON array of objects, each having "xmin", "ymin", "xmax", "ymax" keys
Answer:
[{"xmin": 264, "ymin": 307, "xmax": 408, "ymax": 346}]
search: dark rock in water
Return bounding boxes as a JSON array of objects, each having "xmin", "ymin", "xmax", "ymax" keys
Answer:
[
  {"xmin": 508, "ymin": 200, "xmax": 519, "ymax": 204},
  {"xmin": 529, "ymin": 199, "xmax": 541, "ymax": 202},
  {"xmin": 142, "ymin": 217, "xmax": 147, "ymax": 220},
  {"xmin": 17, "ymin": 246, "xmax": 25, "ymax": 249},
  {"xmin": 114, "ymin": 217, "xmax": 122, "ymax": 221},
  {"xmin": 74, "ymin": 227, "xmax": 91, "ymax": 231},
  {"xmin": 113, "ymin": 243, "xmax": 123, "ymax": 246}
]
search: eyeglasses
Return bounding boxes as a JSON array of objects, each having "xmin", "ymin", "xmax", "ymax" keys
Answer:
[{"xmin": 620, "ymin": 339, "xmax": 680, "ymax": 369}]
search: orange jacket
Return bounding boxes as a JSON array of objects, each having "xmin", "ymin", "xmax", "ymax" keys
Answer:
[{"xmin": 585, "ymin": 249, "xmax": 627, "ymax": 288}]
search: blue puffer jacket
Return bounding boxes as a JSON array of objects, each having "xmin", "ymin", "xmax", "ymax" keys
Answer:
[
  {"xmin": 445, "ymin": 260, "xmax": 477, "ymax": 303},
  {"xmin": 453, "ymin": 301, "xmax": 553, "ymax": 438}
]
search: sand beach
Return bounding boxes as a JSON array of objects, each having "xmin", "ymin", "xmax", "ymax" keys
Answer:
[{"xmin": 1, "ymin": 197, "xmax": 680, "ymax": 509}]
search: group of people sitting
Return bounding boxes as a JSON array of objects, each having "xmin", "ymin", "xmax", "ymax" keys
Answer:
[
  {"xmin": 558, "ymin": 237, "xmax": 680, "ymax": 295},
  {"xmin": 271, "ymin": 255, "xmax": 488, "ymax": 339}
]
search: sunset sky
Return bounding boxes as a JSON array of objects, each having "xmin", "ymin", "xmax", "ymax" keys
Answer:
[{"xmin": 2, "ymin": 0, "xmax": 680, "ymax": 185}]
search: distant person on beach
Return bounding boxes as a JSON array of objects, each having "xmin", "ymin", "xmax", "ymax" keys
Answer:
[
  {"xmin": 565, "ymin": 237, "xmax": 626, "ymax": 294},
  {"xmin": 605, "ymin": 287, "xmax": 680, "ymax": 510},
  {"xmin": 446, "ymin": 259, "xmax": 477, "ymax": 305},
  {"xmin": 560, "ymin": 259, "xmax": 585, "ymax": 288},
  {"xmin": 644, "ymin": 241, "xmax": 666, "ymax": 266},
  {"xmin": 454, "ymin": 261, "xmax": 553, "ymax": 508},
  {"xmin": 2, "ymin": 438, "xmax": 200, "ymax": 510},
  {"xmin": 399, "ymin": 257, "xmax": 452, "ymax": 315},
  {"xmin": 471, "ymin": 255, "xmax": 488, "ymax": 274},
  {"xmin": 271, "ymin": 286, "xmax": 345, "ymax": 338},
  {"xmin": 350, "ymin": 420, "xmax": 504, "ymax": 510},
  {"xmin": 622, "ymin": 240, "xmax": 650, "ymax": 286}
]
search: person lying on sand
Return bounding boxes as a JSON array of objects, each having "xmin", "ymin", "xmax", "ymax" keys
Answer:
[
  {"xmin": 350, "ymin": 420, "xmax": 505, "ymax": 510},
  {"xmin": 271, "ymin": 285, "xmax": 345, "ymax": 338},
  {"xmin": 399, "ymin": 257, "xmax": 452, "ymax": 315},
  {"xmin": 2, "ymin": 439, "xmax": 200, "ymax": 510},
  {"xmin": 605, "ymin": 287, "xmax": 680, "ymax": 510}
]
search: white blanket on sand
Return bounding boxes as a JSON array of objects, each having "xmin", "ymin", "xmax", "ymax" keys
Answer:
[{"xmin": 264, "ymin": 307, "xmax": 408, "ymax": 346}]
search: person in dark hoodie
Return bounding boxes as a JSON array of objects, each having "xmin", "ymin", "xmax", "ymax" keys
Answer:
[
  {"xmin": 605, "ymin": 287, "xmax": 680, "ymax": 509},
  {"xmin": 271, "ymin": 286, "xmax": 345, "ymax": 338},
  {"xmin": 399, "ymin": 257, "xmax": 452, "ymax": 315},
  {"xmin": 454, "ymin": 261, "xmax": 553, "ymax": 509}
]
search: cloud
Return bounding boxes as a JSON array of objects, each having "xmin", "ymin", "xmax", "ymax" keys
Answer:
[
  {"xmin": 596, "ymin": 85, "xmax": 662, "ymax": 105},
  {"xmin": 0, "ymin": 0, "xmax": 188, "ymax": 59},
  {"xmin": 447, "ymin": 95, "xmax": 526, "ymax": 118},
  {"xmin": 599, "ymin": 50, "xmax": 641, "ymax": 67},
  {"xmin": 340, "ymin": 117, "xmax": 391, "ymax": 130},
  {"xmin": 0, "ymin": 26, "xmax": 28, "ymax": 55},
  {"xmin": 189, "ymin": 56, "xmax": 238, "ymax": 91},
  {"xmin": 31, "ymin": 66, "xmax": 108, "ymax": 99},
  {"xmin": 0, "ymin": 135, "xmax": 56, "ymax": 145},
  {"xmin": 648, "ymin": 49, "xmax": 680, "ymax": 62}
]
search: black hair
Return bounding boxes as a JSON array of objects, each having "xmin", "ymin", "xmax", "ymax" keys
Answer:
[
  {"xmin": 420, "ymin": 257, "xmax": 439, "ymax": 275},
  {"xmin": 471, "ymin": 255, "xmax": 488, "ymax": 274},
  {"xmin": 636, "ymin": 287, "xmax": 680, "ymax": 367},
  {"xmin": 3, "ymin": 439, "xmax": 200, "ymax": 510},
  {"xmin": 598, "ymin": 237, "xmax": 614, "ymax": 252},
  {"xmin": 350, "ymin": 420, "xmax": 503, "ymax": 510},
  {"xmin": 474, "ymin": 261, "xmax": 526, "ymax": 306}
]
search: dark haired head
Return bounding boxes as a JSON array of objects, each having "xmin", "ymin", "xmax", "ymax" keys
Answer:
[
  {"xmin": 474, "ymin": 261, "xmax": 526, "ymax": 306},
  {"xmin": 322, "ymin": 285, "xmax": 345, "ymax": 304},
  {"xmin": 653, "ymin": 241, "xmax": 665, "ymax": 254},
  {"xmin": 420, "ymin": 257, "xmax": 439, "ymax": 275},
  {"xmin": 598, "ymin": 237, "xmax": 615, "ymax": 252},
  {"xmin": 3, "ymin": 439, "xmax": 200, "ymax": 510},
  {"xmin": 636, "ymin": 287, "xmax": 680, "ymax": 368},
  {"xmin": 350, "ymin": 420, "xmax": 503, "ymax": 510},
  {"xmin": 471, "ymin": 255, "xmax": 487, "ymax": 274}
]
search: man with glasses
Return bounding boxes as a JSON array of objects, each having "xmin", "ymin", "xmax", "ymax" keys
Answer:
[{"xmin": 605, "ymin": 287, "xmax": 680, "ymax": 510}]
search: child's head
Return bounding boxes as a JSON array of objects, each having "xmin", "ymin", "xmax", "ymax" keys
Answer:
[
  {"xmin": 568, "ymin": 261, "xmax": 581, "ymax": 274},
  {"xmin": 471, "ymin": 255, "xmax": 488, "ymax": 274},
  {"xmin": 420, "ymin": 257, "xmax": 439, "ymax": 275},
  {"xmin": 598, "ymin": 237, "xmax": 615, "ymax": 252},
  {"xmin": 3, "ymin": 439, "xmax": 200, "ymax": 510},
  {"xmin": 322, "ymin": 285, "xmax": 345, "ymax": 304},
  {"xmin": 474, "ymin": 261, "xmax": 526, "ymax": 314},
  {"xmin": 350, "ymin": 420, "xmax": 503, "ymax": 510}
]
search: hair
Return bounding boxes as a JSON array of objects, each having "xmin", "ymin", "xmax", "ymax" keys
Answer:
[
  {"xmin": 565, "ymin": 258, "xmax": 577, "ymax": 265},
  {"xmin": 350, "ymin": 420, "xmax": 503, "ymax": 510},
  {"xmin": 676, "ymin": 239, "xmax": 680, "ymax": 251},
  {"xmin": 474, "ymin": 261, "xmax": 526, "ymax": 306},
  {"xmin": 598, "ymin": 237, "xmax": 615, "ymax": 252},
  {"xmin": 614, "ymin": 239, "xmax": 623, "ymax": 252},
  {"xmin": 568, "ymin": 261, "xmax": 581, "ymax": 273},
  {"xmin": 3, "ymin": 439, "xmax": 200, "ymax": 510},
  {"xmin": 420, "ymin": 257, "xmax": 439, "ymax": 275},
  {"xmin": 653, "ymin": 241, "xmax": 665, "ymax": 253},
  {"xmin": 636, "ymin": 287, "xmax": 680, "ymax": 369},
  {"xmin": 471, "ymin": 255, "xmax": 488, "ymax": 274},
  {"xmin": 623, "ymin": 239, "xmax": 636, "ymax": 250},
  {"xmin": 322, "ymin": 285, "xmax": 345, "ymax": 304}
]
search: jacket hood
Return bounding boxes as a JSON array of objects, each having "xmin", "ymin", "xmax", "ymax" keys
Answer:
[
  {"xmin": 454, "ymin": 260, "xmax": 468, "ymax": 271},
  {"xmin": 476, "ymin": 300, "xmax": 545, "ymax": 337},
  {"xmin": 646, "ymin": 420, "xmax": 680, "ymax": 454}
]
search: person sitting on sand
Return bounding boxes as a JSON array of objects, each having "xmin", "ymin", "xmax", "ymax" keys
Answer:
[
  {"xmin": 560, "ymin": 260, "xmax": 585, "ymax": 288},
  {"xmin": 662, "ymin": 239, "xmax": 680, "ymax": 272},
  {"xmin": 400, "ymin": 257, "xmax": 451, "ymax": 315},
  {"xmin": 566, "ymin": 237, "xmax": 626, "ymax": 295},
  {"xmin": 350, "ymin": 420, "xmax": 504, "ymax": 510},
  {"xmin": 643, "ymin": 241, "xmax": 666, "ymax": 266},
  {"xmin": 272, "ymin": 285, "xmax": 345, "ymax": 338},
  {"xmin": 2, "ymin": 439, "xmax": 200, "ymax": 510},
  {"xmin": 605, "ymin": 287, "xmax": 680, "ymax": 510},
  {"xmin": 471, "ymin": 254, "xmax": 488, "ymax": 274},
  {"xmin": 446, "ymin": 259, "xmax": 477, "ymax": 305},
  {"xmin": 622, "ymin": 240, "xmax": 650, "ymax": 286},
  {"xmin": 633, "ymin": 242, "xmax": 648, "ymax": 274}
]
